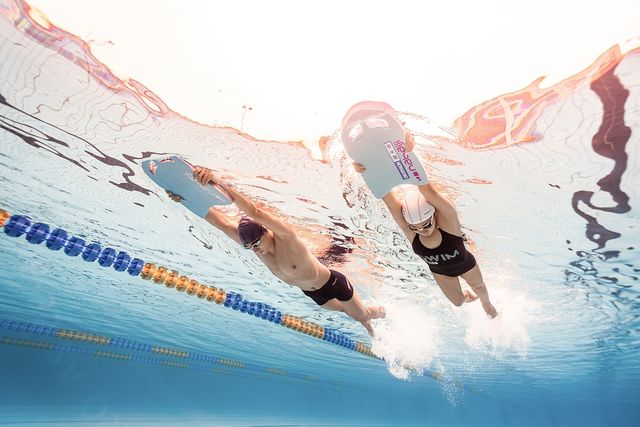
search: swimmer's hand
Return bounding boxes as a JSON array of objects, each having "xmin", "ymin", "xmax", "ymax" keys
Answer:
[
  {"xmin": 405, "ymin": 131, "xmax": 415, "ymax": 152},
  {"xmin": 193, "ymin": 166, "xmax": 218, "ymax": 186},
  {"xmin": 352, "ymin": 162, "xmax": 366, "ymax": 173},
  {"xmin": 166, "ymin": 190, "xmax": 183, "ymax": 203}
]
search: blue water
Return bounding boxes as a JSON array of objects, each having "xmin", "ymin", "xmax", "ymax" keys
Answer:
[{"xmin": 1, "ymin": 0, "xmax": 639, "ymax": 425}]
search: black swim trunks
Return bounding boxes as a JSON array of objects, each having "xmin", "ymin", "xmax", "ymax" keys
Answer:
[{"xmin": 303, "ymin": 269, "xmax": 354, "ymax": 306}]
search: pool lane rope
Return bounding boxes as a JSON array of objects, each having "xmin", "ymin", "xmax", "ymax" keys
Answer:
[
  {"xmin": 0, "ymin": 319, "xmax": 357, "ymax": 389},
  {"xmin": 0, "ymin": 209, "xmax": 377, "ymax": 359}
]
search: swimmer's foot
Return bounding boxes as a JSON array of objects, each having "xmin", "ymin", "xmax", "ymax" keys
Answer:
[
  {"xmin": 483, "ymin": 302, "xmax": 498, "ymax": 318},
  {"xmin": 463, "ymin": 287, "xmax": 478, "ymax": 303},
  {"xmin": 362, "ymin": 320, "xmax": 375, "ymax": 337},
  {"xmin": 368, "ymin": 306, "xmax": 386, "ymax": 320}
]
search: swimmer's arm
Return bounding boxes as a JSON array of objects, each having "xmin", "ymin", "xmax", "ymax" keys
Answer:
[
  {"xmin": 192, "ymin": 166, "xmax": 292, "ymax": 237},
  {"xmin": 353, "ymin": 162, "xmax": 414, "ymax": 237},
  {"xmin": 400, "ymin": 133, "xmax": 459, "ymax": 228},
  {"xmin": 417, "ymin": 183, "xmax": 462, "ymax": 232},
  {"xmin": 220, "ymin": 182, "xmax": 293, "ymax": 236},
  {"xmin": 204, "ymin": 208, "xmax": 242, "ymax": 245}
]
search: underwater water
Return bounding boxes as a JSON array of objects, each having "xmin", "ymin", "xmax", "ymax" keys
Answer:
[{"xmin": 1, "ymin": 0, "xmax": 639, "ymax": 425}]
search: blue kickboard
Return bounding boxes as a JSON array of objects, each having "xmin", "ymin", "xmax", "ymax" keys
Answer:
[
  {"xmin": 340, "ymin": 101, "xmax": 429, "ymax": 198},
  {"xmin": 141, "ymin": 155, "xmax": 232, "ymax": 217}
]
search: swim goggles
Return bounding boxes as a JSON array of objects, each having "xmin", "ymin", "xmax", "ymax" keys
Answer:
[
  {"xmin": 243, "ymin": 238, "xmax": 261, "ymax": 249},
  {"xmin": 408, "ymin": 218, "xmax": 433, "ymax": 231}
]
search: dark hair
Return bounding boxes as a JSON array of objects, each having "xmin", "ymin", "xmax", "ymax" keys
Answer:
[{"xmin": 237, "ymin": 217, "xmax": 266, "ymax": 244}]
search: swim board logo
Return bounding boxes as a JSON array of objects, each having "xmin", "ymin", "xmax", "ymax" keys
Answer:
[{"xmin": 384, "ymin": 140, "xmax": 423, "ymax": 181}]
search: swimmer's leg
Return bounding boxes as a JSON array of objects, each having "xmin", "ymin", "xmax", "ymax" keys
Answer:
[
  {"xmin": 432, "ymin": 272, "xmax": 469, "ymax": 306},
  {"xmin": 460, "ymin": 265, "xmax": 498, "ymax": 318},
  {"xmin": 320, "ymin": 299, "xmax": 345, "ymax": 312},
  {"xmin": 340, "ymin": 296, "xmax": 375, "ymax": 337},
  {"xmin": 322, "ymin": 294, "xmax": 385, "ymax": 337}
]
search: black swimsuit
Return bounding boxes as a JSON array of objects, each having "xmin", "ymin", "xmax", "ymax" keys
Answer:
[{"xmin": 412, "ymin": 228, "xmax": 476, "ymax": 277}]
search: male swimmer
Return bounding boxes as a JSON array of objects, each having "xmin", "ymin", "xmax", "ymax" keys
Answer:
[{"xmin": 168, "ymin": 167, "xmax": 386, "ymax": 335}]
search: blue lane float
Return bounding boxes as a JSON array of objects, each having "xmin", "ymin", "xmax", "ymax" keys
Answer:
[
  {"xmin": 98, "ymin": 247, "xmax": 117, "ymax": 267},
  {"xmin": 46, "ymin": 228, "xmax": 68, "ymax": 250},
  {"xmin": 26, "ymin": 222, "xmax": 49, "ymax": 244},
  {"xmin": 3, "ymin": 214, "xmax": 31, "ymax": 237},
  {"xmin": 64, "ymin": 236, "xmax": 85, "ymax": 256},
  {"xmin": 82, "ymin": 243, "xmax": 101, "ymax": 262}
]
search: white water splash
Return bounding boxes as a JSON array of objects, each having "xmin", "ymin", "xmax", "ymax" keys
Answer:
[
  {"xmin": 370, "ymin": 296, "xmax": 442, "ymax": 380},
  {"xmin": 370, "ymin": 266, "xmax": 539, "ymax": 382},
  {"xmin": 463, "ymin": 274, "xmax": 537, "ymax": 360}
]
